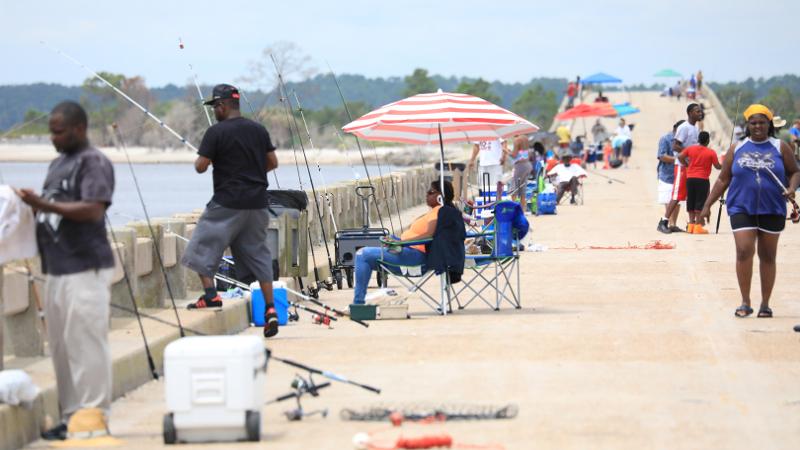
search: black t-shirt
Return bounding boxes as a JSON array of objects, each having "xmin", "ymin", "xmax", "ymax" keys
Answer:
[
  {"xmin": 36, "ymin": 146, "xmax": 115, "ymax": 275},
  {"xmin": 198, "ymin": 117, "xmax": 276, "ymax": 209}
]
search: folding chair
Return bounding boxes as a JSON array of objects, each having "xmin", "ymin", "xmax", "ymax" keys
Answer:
[
  {"xmin": 454, "ymin": 201, "xmax": 524, "ymax": 311},
  {"xmin": 376, "ymin": 205, "xmax": 466, "ymax": 315}
]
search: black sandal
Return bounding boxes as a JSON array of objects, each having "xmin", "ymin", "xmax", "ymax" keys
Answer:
[
  {"xmin": 757, "ymin": 306, "xmax": 773, "ymax": 318},
  {"xmin": 734, "ymin": 304, "xmax": 753, "ymax": 318}
]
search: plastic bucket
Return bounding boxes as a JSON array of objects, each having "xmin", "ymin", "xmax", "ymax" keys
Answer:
[{"xmin": 250, "ymin": 281, "xmax": 289, "ymax": 326}]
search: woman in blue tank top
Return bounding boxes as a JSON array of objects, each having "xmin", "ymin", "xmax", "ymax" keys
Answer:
[{"xmin": 701, "ymin": 104, "xmax": 800, "ymax": 318}]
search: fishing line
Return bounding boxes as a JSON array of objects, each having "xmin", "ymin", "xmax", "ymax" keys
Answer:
[
  {"xmin": 41, "ymin": 41, "xmax": 198, "ymax": 152},
  {"xmin": 239, "ymin": 87, "xmax": 282, "ymax": 189},
  {"xmin": 112, "ymin": 123, "xmax": 186, "ymax": 337},
  {"xmin": 715, "ymin": 93, "xmax": 741, "ymax": 234},
  {"xmin": 270, "ymin": 67, "xmax": 328, "ymax": 297},
  {"xmin": 106, "ymin": 214, "xmax": 159, "ymax": 380},
  {"xmin": 0, "ymin": 112, "xmax": 49, "ymax": 139},
  {"xmin": 271, "ymin": 54, "xmax": 335, "ymax": 291},
  {"xmin": 327, "ymin": 62, "xmax": 387, "ymax": 231},
  {"xmin": 177, "ymin": 38, "xmax": 213, "ymax": 126}
]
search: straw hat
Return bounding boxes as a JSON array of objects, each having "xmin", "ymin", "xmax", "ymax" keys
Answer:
[{"xmin": 773, "ymin": 116, "xmax": 787, "ymax": 128}]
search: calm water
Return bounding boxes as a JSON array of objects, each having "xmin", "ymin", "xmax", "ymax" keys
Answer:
[{"xmin": 0, "ymin": 162, "xmax": 396, "ymax": 225}]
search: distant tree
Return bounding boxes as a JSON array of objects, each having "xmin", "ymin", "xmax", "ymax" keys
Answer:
[
  {"xmin": 511, "ymin": 85, "xmax": 558, "ymax": 130},
  {"xmin": 80, "ymin": 72, "xmax": 159, "ymax": 145},
  {"xmin": 455, "ymin": 78, "xmax": 501, "ymax": 105},
  {"xmin": 404, "ymin": 68, "xmax": 437, "ymax": 97},
  {"xmin": 240, "ymin": 41, "xmax": 316, "ymax": 94},
  {"xmin": 759, "ymin": 86, "xmax": 796, "ymax": 122}
]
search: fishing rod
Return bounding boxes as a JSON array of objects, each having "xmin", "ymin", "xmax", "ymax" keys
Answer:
[
  {"xmin": 112, "ymin": 123, "xmax": 186, "ymax": 337},
  {"xmin": 586, "ymin": 169, "xmax": 625, "ymax": 184},
  {"xmin": 211, "ymin": 271, "xmax": 338, "ymax": 325},
  {"xmin": 0, "ymin": 112, "xmax": 49, "ymax": 140},
  {"xmin": 272, "ymin": 83, "xmax": 325, "ymax": 298},
  {"xmin": 365, "ymin": 141, "xmax": 397, "ymax": 235},
  {"xmin": 239, "ymin": 88, "xmax": 282, "ymax": 189},
  {"xmin": 716, "ymin": 93, "xmax": 741, "ymax": 234},
  {"xmin": 327, "ymin": 63, "xmax": 387, "ymax": 231},
  {"xmin": 271, "ymin": 355, "xmax": 381, "ymax": 394},
  {"xmin": 106, "ymin": 214, "xmax": 159, "ymax": 380},
  {"xmin": 763, "ymin": 165, "xmax": 800, "ymax": 223},
  {"xmin": 41, "ymin": 41, "xmax": 198, "ymax": 152},
  {"xmin": 178, "ymin": 38, "xmax": 213, "ymax": 126},
  {"xmin": 291, "ymin": 90, "xmax": 341, "ymax": 237},
  {"xmin": 271, "ymin": 54, "xmax": 335, "ymax": 294}
]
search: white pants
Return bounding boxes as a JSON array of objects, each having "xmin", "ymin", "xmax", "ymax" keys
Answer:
[
  {"xmin": 44, "ymin": 268, "xmax": 114, "ymax": 422},
  {"xmin": 479, "ymin": 164, "xmax": 504, "ymax": 190}
]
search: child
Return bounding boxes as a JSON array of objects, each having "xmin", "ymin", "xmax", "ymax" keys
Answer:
[
  {"xmin": 602, "ymin": 139, "xmax": 613, "ymax": 169},
  {"xmin": 678, "ymin": 131, "xmax": 721, "ymax": 234}
]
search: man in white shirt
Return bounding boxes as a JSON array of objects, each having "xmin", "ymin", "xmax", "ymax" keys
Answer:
[
  {"xmin": 547, "ymin": 154, "xmax": 588, "ymax": 204},
  {"xmin": 467, "ymin": 139, "xmax": 506, "ymax": 195}
]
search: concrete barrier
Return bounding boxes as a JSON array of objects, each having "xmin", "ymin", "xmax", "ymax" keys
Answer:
[
  {"xmin": 2, "ymin": 266, "xmax": 44, "ymax": 357},
  {"xmin": 0, "ymin": 266, "xmax": 3, "ymax": 370}
]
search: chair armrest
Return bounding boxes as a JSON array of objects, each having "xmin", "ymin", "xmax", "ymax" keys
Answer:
[{"xmin": 379, "ymin": 237, "xmax": 432, "ymax": 247}]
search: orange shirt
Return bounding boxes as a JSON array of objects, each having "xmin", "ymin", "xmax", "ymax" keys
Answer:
[{"xmin": 400, "ymin": 206, "xmax": 441, "ymax": 252}]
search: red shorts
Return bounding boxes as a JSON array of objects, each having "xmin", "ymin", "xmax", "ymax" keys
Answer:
[{"xmin": 671, "ymin": 165, "xmax": 687, "ymax": 201}]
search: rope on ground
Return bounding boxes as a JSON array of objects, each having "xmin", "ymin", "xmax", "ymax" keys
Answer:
[{"xmin": 551, "ymin": 240, "xmax": 675, "ymax": 250}]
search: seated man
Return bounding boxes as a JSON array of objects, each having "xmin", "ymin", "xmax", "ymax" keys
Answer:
[
  {"xmin": 547, "ymin": 154, "xmax": 588, "ymax": 204},
  {"xmin": 351, "ymin": 180, "xmax": 455, "ymax": 305}
]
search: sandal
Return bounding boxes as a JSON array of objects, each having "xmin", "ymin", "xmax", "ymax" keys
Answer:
[
  {"xmin": 734, "ymin": 304, "xmax": 753, "ymax": 318},
  {"xmin": 757, "ymin": 306, "xmax": 773, "ymax": 318},
  {"xmin": 187, "ymin": 295, "xmax": 223, "ymax": 309}
]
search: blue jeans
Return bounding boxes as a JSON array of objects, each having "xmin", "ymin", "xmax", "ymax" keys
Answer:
[{"xmin": 352, "ymin": 246, "xmax": 425, "ymax": 304}]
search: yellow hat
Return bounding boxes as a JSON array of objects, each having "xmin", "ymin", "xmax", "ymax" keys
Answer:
[
  {"xmin": 50, "ymin": 408, "xmax": 124, "ymax": 448},
  {"xmin": 743, "ymin": 104, "xmax": 774, "ymax": 121}
]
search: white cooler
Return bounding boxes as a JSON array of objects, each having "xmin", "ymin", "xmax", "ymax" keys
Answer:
[{"xmin": 162, "ymin": 335, "xmax": 268, "ymax": 444}]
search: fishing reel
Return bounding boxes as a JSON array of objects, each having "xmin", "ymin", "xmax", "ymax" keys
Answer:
[
  {"xmin": 267, "ymin": 374, "xmax": 331, "ymax": 421},
  {"xmin": 288, "ymin": 306, "xmax": 300, "ymax": 322},
  {"xmin": 312, "ymin": 313, "xmax": 333, "ymax": 328}
]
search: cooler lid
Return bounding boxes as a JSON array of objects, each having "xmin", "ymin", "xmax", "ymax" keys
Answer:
[{"xmin": 164, "ymin": 335, "xmax": 265, "ymax": 359}]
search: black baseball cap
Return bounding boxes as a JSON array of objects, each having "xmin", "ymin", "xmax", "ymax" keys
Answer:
[{"xmin": 203, "ymin": 84, "xmax": 240, "ymax": 105}]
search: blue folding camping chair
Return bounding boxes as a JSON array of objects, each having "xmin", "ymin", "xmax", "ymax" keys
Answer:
[{"xmin": 453, "ymin": 200, "xmax": 526, "ymax": 310}]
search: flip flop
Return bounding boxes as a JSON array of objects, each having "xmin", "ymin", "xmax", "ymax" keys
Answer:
[
  {"xmin": 757, "ymin": 306, "xmax": 773, "ymax": 318},
  {"xmin": 734, "ymin": 304, "xmax": 753, "ymax": 318}
]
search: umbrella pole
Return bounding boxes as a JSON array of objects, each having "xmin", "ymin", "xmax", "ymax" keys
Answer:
[{"xmin": 437, "ymin": 124, "xmax": 446, "ymax": 205}]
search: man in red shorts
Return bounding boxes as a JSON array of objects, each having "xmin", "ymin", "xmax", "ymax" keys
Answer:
[{"xmin": 678, "ymin": 131, "xmax": 720, "ymax": 233}]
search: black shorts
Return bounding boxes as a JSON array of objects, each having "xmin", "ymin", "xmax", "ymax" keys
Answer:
[
  {"xmin": 685, "ymin": 178, "xmax": 709, "ymax": 212},
  {"xmin": 730, "ymin": 213, "xmax": 785, "ymax": 234}
]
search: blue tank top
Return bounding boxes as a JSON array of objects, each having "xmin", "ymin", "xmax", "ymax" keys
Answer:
[
  {"xmin": 726, "ymin": 137, "xmax": 787, "ymax": 217},
  {"xmin": 512, "ymin": 149, "xmax": 529, "ymax": 164}
]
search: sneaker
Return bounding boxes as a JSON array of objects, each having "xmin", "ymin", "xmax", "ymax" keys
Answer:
[
  {"xmin": 263, "ymin": 306, "xmax": 279, "ymax": 338},
  {"xmin": 657, "ymin": 219, "xmax": 671, "ymax": 234},
  {"xmin": 668, "ymin": 225, "xmax": 685, "ymax": 233},
  {"xmin": 687, "ymin": 223, "xmax": 696, "ymax": 233},
  {"xmin": 693, "ymin": 225, "xmax": 709, "ymax": 234},
  {"xmin": 187, "ymin": 295, "xmax": 222, "ymax": 309},
  {"xmin": 41, "ymin": 423, "xmax": 67, "ymax": 441}
]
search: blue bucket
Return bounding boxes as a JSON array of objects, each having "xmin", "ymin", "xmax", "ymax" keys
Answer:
[{"xmin": 250, "ymin": 281, "xmax": 289, "ymax": 326}]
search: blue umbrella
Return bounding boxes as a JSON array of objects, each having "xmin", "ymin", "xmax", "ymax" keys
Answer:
[
  {"xmin": 581, "ymin": 72, "xmax": 622, "ymax": 84},
  {"xmin": 613, "ymin": 102, "xmax": 640, "ymax": 116}
]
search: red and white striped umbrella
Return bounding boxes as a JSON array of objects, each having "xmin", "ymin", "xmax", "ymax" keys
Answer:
[{"xmin": 342, "ymin": 91, "xmax": 539, "ymax": 144}]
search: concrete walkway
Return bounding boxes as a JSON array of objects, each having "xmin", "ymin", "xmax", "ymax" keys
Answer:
[{"xmin": 24, "ymin": 91, "xmax": 800, "ymax": 450}]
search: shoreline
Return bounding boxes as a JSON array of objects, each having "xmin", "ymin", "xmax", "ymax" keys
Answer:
[{"xmin": 0, "ymin": 143, "xmax": 470, "ymax": 165}]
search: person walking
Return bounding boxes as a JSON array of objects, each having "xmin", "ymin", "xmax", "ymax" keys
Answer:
[
  {"xmin": 510, "ymin": 134, "xmax": 532, "ymax": 204},
  {"xmin": 15, "ymin": 101, "xmax": 116, "ymax": 441},
  {"xmin": 659, "ymin": 103, "xmax": 704, "ymax": 232},
  {"xmin": 700, "ymin": 104, "xmax": 800, "ymax": 318},
  {"xmin": 678, "ymin": 131, "xmax": 721, "ymax": 234},
  {"xmin": 468, "ymin": 138, "xmax": 506, "ymax": 196},
  {"xmin": 615, "ymin": 119, "xmax": 633, "ymax": 168},
  {"xmin": 657, "ymin": 120, "xmax": 685, "ymax": 233},
  {"xmin": 180, "ymin": 84, "xmax": 281, "ymax": 338}
]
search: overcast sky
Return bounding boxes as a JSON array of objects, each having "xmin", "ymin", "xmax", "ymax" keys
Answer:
[{"xmin": 2, "ymin": 0, "xmax": 798, "ymax": 88}]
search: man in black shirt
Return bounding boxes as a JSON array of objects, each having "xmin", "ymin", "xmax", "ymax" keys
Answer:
[
  {"xmin": 180, "ymin": 84, "xmax": 281, "ymax": 338},
  {"xmin": 16, "ymin": 101, "xmax": 116, "ymax": 441}
]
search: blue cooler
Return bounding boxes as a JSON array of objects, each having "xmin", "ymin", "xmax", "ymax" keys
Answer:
[
  {"xmin": 250, "ymin": 281, "xmax": 289, "ymax": 326},
  {"xmin": 537, "ymin": 192, "xmax": 557, "ymax": 215}
]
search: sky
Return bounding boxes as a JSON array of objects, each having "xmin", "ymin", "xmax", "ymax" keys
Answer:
[{"xmin": 2, "ymin": 0, "xmax": 799, "ymax": 89}]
